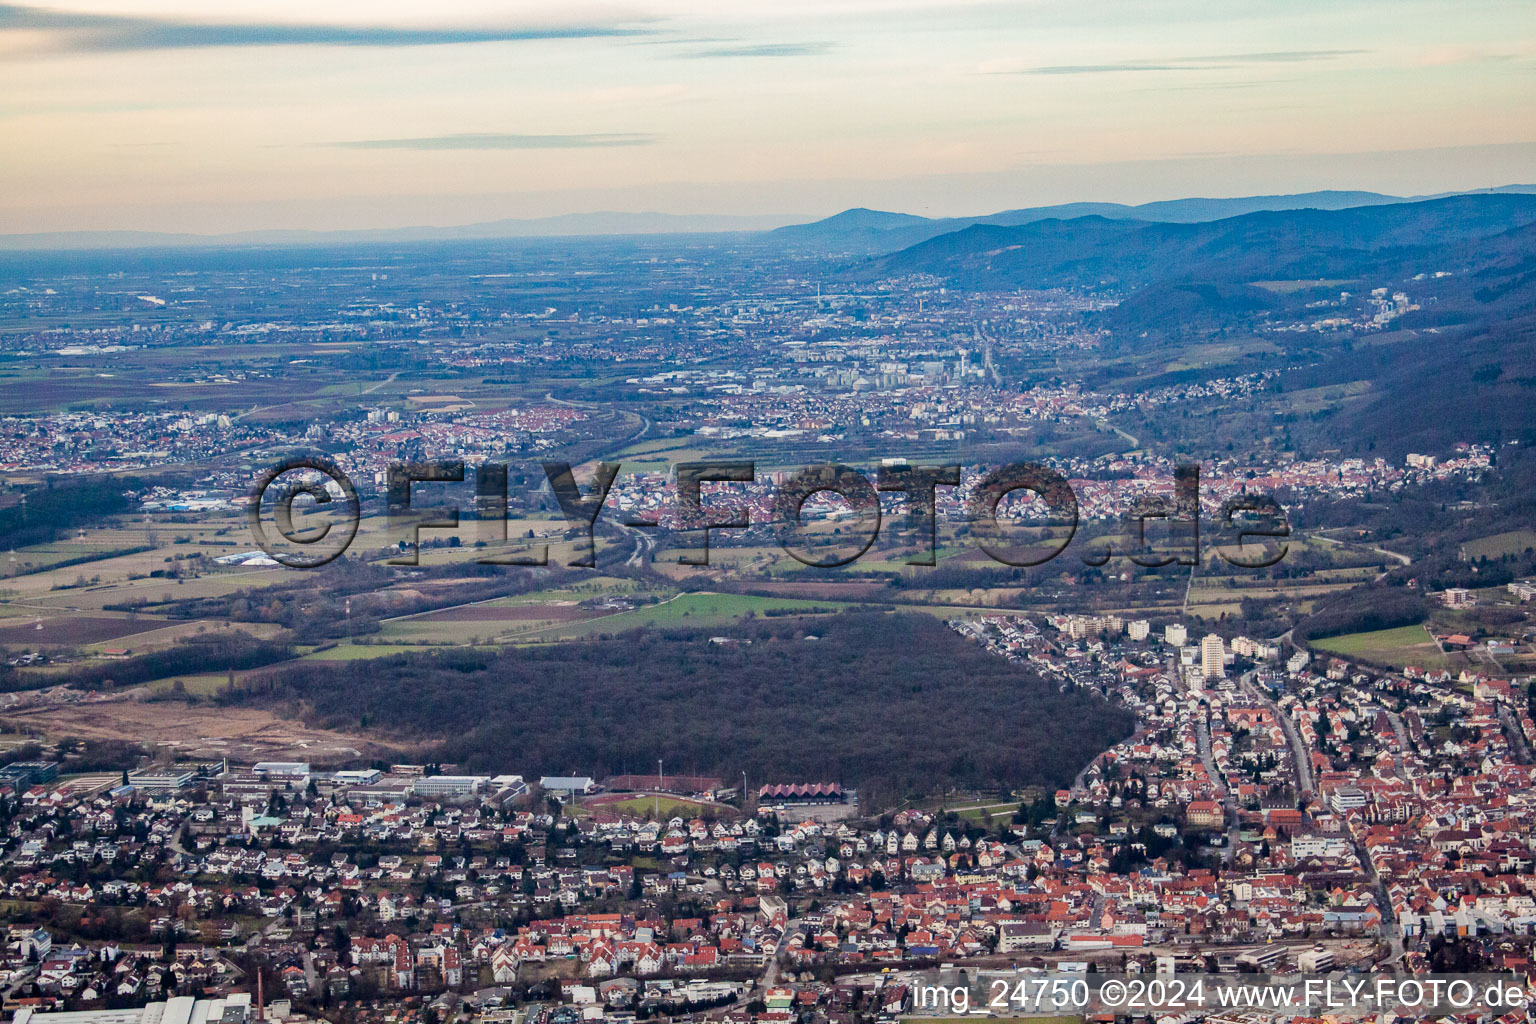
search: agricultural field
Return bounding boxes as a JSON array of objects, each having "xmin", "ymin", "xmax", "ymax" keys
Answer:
[
  {"xmin": 377, "ymin": 577, "xmax": 669, "ymax": 643},
  {"xmin": 301, "ymin": 642, "xmax": 437, "ymax": 661},
  {"xmin": 0, "ymin": 609, "xmax": 279, "ymax": 656},
  {"xmin": 514, "ymin": 591, "xmax": 849, "ymax": 640},
  {"xmin": 0, "ymin": 613, "xmax": 162, "ymax": 647},
  {"xmin": 142, "ymin": 673, "xmax": 239, "ymax": 697},
  {"xmin": 725, "ymin": 580, "xmax": 891, "ymax": 600},
  {"xmin": 0, "ymin": 539, "xmax": 155, "ymax": 576},
  {"xmin": 1, "ymin": 691, "xmax": 382, "ymax": 763},
  {"xmin": 497, "ymin": 578, "xmax": 650, "ymax": 604},
  {"xmin": 649, "ymin": 544, "xmax": 787, "ymax": 580},
  {"xmin": 1273, "ymin": 379, "xmax": 1373, "ymax": 415},
  {"xmin": 1313, "ymin": 623, "xmax": 1449, "ymax": 670},
  {"xmin": 1460, "ymin": 529, "xmax": 1536, "ymax": 560},
  {"xmin": 0, "ymin": 511, "xmax": 286, "ymax": 609},
  {"xmin": 380, "ymin": 603, "xmax": 604, "ymax": 643},
  {"xmin": 606, "ymin": 437, "xmax": 723, "ymax": 474}
]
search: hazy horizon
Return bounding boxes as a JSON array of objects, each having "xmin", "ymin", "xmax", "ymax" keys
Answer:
[{"xmin": 3, "ymin": 0, "xmax": 1534, "ymax": 234}]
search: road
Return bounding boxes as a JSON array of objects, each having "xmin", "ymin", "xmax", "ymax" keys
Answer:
[
  {"xmin": 360, "ymin": 371, "xmax": 402, "ymax": 396},
  {"xmin": 544, "ymin": 391, "xmax": 652, "ymax": 447},
  {"xmin": 1066, "ymin": 751, "xmax": 1100, "ymax": 802},
  {"xmin": 233, "ymin": 371, "xmax": 400, "ymax": 423},
  {"xmin": 760, "ymin": 912, "xmax": 807, "ymax": 990},
  {"xmin": 972, "ymin": 325, "xmax": 1003, "ymax": 386},
  {"xmin": 1188, "ymin": 671, "xmax": 1240, "ymax": 862},
  {"xmin": 1497, "ymin": 703, "xmax": 1533, "ymax": 763},
  {"xmin": 301, "ymin": 947, "xmax": 319, "ymax": 994},
  {"xmin": 1194, "ymin": 704, "xmax": 1228, "ymax": 799},
  {"xmin": 1091, "ymin": 416, "xmax": 1140, "ymax": 450},
  {"xmin": 619, "ymin": 521, "xmax": 656, "ymax": 568},
  {"xmin": 1365, "ymin": 543, "xmax": 1411, "ymax": 566},
  {"xmin": 1311, "ymin": 533, "xmax": 1411, "ymax": 580},
  {"xmin": 1347, "ymin": 827, "xmax": 1404, "ymax": 963},
  {"xmin": 1240, "ymin": 672, "xmax": 1314, "ymax": 796},
  {"xmin": 0, "ymin": 964, "xmax": 37, "ymax": 1003},
  {"xmin": 1193, "ymin": 702, "xmax": 1245, "ymax": 862}
]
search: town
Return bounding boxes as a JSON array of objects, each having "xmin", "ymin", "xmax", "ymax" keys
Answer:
[{"xmin": 2, "ymin": 600, "xmax": 1535, "ymax": 1024}]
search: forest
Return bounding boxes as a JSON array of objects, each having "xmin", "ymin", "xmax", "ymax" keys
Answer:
[
  {"xmin": 225, "ymin": 611, "xmax": 1135, "ymax": 799},
  {"xmin": 0, "ymin": 475, "xmax": 144, "ymax": 548},
  {"xmin": 1291, "ymin": 587, "xmax": 1429, "ymax": 644}
]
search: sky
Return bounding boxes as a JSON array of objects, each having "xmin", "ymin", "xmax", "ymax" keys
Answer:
[{"xmin": 2, "ymin": 0, "xmax": 1534, "ymax": 234}]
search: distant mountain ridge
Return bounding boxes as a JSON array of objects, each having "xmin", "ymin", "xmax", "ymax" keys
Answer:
[
  {"xmin": 3, "ymin": 184, "xmax": 1533, "ymax": 252},
  {"xmin": 772, "ymin": 185, "xmax": 1536, "ymax": 252},
  {"xmin": 0, "ymin": 211, "xmax": 803, "ymax": 252},
  {"xmin": 862, "ymin": 192, "xmax": 1536, "ymax": 291}
]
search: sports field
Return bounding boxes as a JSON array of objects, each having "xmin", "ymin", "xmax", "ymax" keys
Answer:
[{"xmin": 585, "ymin": 794, "xmax": 733, "ymax": 820}]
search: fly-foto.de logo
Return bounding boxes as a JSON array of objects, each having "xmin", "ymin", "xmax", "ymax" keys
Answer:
[{"xmin": 248, "ymin": 454, "xmax": 1289, "ymax": 570}]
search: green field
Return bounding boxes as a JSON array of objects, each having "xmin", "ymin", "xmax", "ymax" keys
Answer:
[
  {"xmin": 144, "ymin": 673, "xmax": 235, "ymax": 696},
  {"xmin": 497, "ymin": 579, "xmax": 650, "ymax": 604},
  {"xmin": 517, "ymin": 591, "xmax": 849, "ymax": 640},
  {"xmin": 379, "ymin": 615, "xmax": 563, "ymax": 644},
  {"xmin": 1, "ymin": 540, "xmax": 154, "ymax": 577},
  {"xmin": 1314, "ymin": 623, "xmax": 1447, "ymax": 668},
  {"xmin": 301, "ymin": 642, "xmax": 438, "ymax": 661},
  {"xmin": 1461, "ymin": 529, "xmax": 1536, "ymax": 560},
  {"xmin": 949, "ymin": 802, "xmax": 1018, "ymax": 825},
  {"xmin": 594, "ymin": 795, "xmax": 723, "ymax": 820}
]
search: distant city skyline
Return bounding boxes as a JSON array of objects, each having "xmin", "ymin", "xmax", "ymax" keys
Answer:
[{"xmin": 2, "ymin": 0, "xmax": 1534, "ymax": 234}]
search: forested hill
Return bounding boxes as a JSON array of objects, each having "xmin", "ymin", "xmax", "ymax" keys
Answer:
[
  {"xmin": 862, "ymin": 193, "xmax": 1536, "ymax": 292},
  {"xmin": 228, "ymin": 612, "xmax": 1134, "ymax": 799},
  {"xmin": 769, "ymin": 189, "xmax": 1432, "ymax": 252}
]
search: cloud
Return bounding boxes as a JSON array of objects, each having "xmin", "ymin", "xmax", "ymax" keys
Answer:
[
  {"xmin": 1411, "ymin": 46, "xmax": 1522, "ymax": 68},
  {"xmin": 0, "ymin": 3, "xmax": 646, "ymax": 51},
  {"xmin": 680, "ymin": 42, "xmax": 833, "ymax": 59},
  {"xmin": 1005, "ymin": 50, "xmax": 1365, "ymax": 75},
  {"xmin": 331, "ymin": 133, "xmax": 658, "ymax": 150},
  {"xmin": 1139, "ymin": 80, "xmax": 1281, "ymax": 93}
]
